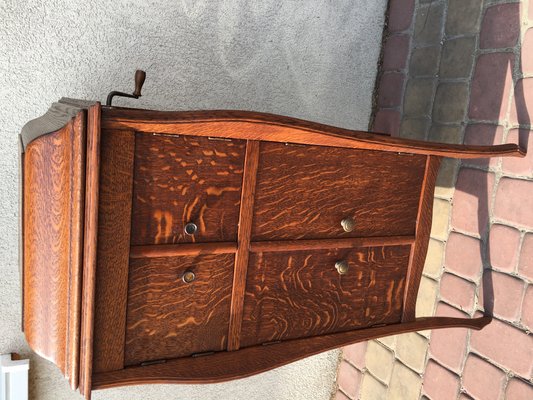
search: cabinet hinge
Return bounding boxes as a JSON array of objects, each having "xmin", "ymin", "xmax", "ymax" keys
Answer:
[{"xmin": 140, "ymin": 359, "xmax": 167, "ymax": 367}]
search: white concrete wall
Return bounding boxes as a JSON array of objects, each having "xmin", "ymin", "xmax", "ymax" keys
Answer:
[{"xmin": 0, "ymin": 1, "xmax": 387, "ymax": 399}]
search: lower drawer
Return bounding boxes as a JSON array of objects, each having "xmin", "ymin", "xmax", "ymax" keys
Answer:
[
  {"xmin": 240, "ymin": 246, "xmax": 411, "ymax": 348},
  {"xmin": 124, "ymin": 253, "xmax": 234, "ymax": 366}
]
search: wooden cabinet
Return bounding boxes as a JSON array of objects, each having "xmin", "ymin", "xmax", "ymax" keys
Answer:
[{"xmin": 21, "ymin": 103, "xmax": 525, "ymax": 399}]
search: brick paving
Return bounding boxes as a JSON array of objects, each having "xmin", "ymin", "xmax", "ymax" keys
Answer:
[{"xmin": 335, "ymin": 0, "xmax": 533, "ymax": 399}]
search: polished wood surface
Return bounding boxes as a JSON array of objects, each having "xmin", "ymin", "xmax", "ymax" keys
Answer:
[
  {"xmin": 92, "ymin": 315, "xmax": 491, "ymax": 388},
  {"xmin": 228, "ymin": 140, "xmax": 260, "ymax": 351},
  {"xmin": 22, "ymin": 105, "xmax": 519, "ymax": 399},
  {"xmin": 130, "ymin": 134, "xmax": 245, "ymax": 245},
  {"xmin": 92, "ymin": 129, "xmax": 135, "ymax": 373},
  {"xmin": 124, "ymin": 253, "xmax": 235, "ymax": 366},
  {"xmin": 101, "ymin": 108, "xmax": 526, "ymax": 158},
  {"xmin": 252, "ymin": 142, "xmax": 426, "ymax": 241},
  {"xmin": 23, "ymin": 112, "xmax": 86, "ymax": 390},
  {"xmin": 240, "ymin": 246, "xmax": 410, "ymax": 348}
]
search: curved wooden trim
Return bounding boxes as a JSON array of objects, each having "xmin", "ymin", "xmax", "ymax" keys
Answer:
[
  {"xmin": 101, "ymin": 108, "xmax": 526, "ymax": 159},
  {"xmin": 92, "ymin": 316, "xmax": 491, "ymax": 389}
]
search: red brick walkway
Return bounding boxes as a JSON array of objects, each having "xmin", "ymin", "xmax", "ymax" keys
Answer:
[{"xmin": 336, "ymin": 0, "xmax": 533, "ymax": 399}]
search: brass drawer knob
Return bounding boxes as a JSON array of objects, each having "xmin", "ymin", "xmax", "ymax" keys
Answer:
[
  {"xmin": 335, "ymin": 260, "xmax": 349, "ymax": 275},
  {"xmin": 341, "ymin": 217, "xmax": 355, "ymax": 232},
  {"xmin": 184, "ymin": 222, "xmax": 198, "ymax": 235},
  {"xmin": 182, "ymin": 270, "xmax": 196, "ymax": 283}
]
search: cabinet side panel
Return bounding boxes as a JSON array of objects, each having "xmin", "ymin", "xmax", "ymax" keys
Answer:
[
  {"xmin": 92, "ymin": 130, "xmax": 135, "ymax": 373},
  {"xmin": 23, "ymin": 114, "xmax": 86, "ymax": 382}
]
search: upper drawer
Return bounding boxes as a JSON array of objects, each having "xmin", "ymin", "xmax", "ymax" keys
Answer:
[
  {"xmin": 130, "ymin": 134, "xmax": 246, "ymax": 245},
  {"xmin": 251, "ymin": 142, "xmax": 427, "ymax": 241},
  {"xmin": 240, "ymin": 245, "xmax": 410, "ymax": 348}
]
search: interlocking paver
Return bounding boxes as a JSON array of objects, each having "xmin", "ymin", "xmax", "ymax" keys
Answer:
[
  {"xmin": 409, "ymin": 46, "xmax": 440, "ymax": 77},
  {"xmin": 521, "ymin": 28, "xmax": 533, "ymax": 74},
  {"xmin": 343, "ymin": 341, "xmax": 367, "ymax": 370},
  {"xmin": 482, "ymin": 271, "xmax": 525, "ymax": 322},
  {"xmin": 519, "ymin": 233, "xmax": 533, "ymax": 281},
  {"xmin": 359, "ymin": 373, "xmax": 387, "ymax": 400},
  {"xmin": 510, "ymin": 78, "xmax": 533, "ymax": 127},
  {"xmin": 413, "ymin": 3, "xmax": 445, "ymax": 46},
  {"xmin": 422, "ymin": 360, "xmax": 460, "ymax": 400},
  {"xmin": 433, "ymin": 83, "xmax": 469, "ymax": 124},
  {"xmin": 445, "ymin": 0, "xmax": 483, "ymax": 36},
  {"xmin": 502, "ymin": 129, "xmax": 533, "ymax": 175},
  {"xmin": 374, "ymin": 109, "xmax": 401, "ymax": 136},
  {"xmin": 400, "ymin": 117, "xmax": 429, "ymax": 140},
  {"xmin": 364, "ymin": 341, "xmax": 394, "ymax": 384},
  {"xmin": 445, "ymin": 232, "xmax": 483, "ymax": 281},
  {"xmin": 439, "ymin": 273, "xmax": 476, "ymax": 313},
  {"xmin": 337, "ymin": 361, "xmax": 361, "ymax": 399},
  {"xmin": 522, "ymin": 285, "xmax": 533, "ymax": 330},
  {"xmin": 403, "ymin": 79, "xmax": 435, "ymax": 117},
  {"xmin": 383, "ymin": 35, "xmax": 410, "ymax": 71},
  {"xmin": 488, "ymin": 224, "xmax": 521, "ymax": 273},
  {"xmin": 378, "ymin": 72, "xmax": 406, "ymax": 108},
  {"xmin": 480, "ymin": 3, "xmax": 521, "ymax": 49},
  {"xmin": 388, "ymin": 0, "xmax": 415, "ymax": 33},
  {"xmin": 439, "ymin": 37, "xmax": 476, "ymax": 79},
  {"xmin": 462, "ymin": 355, "xmax": 505, "ymax": 400},
  {"xmin": 388, "ymin": 362, "xmax": 423, "ymax": 400},
  {"xmin": 463, "ymin": 124, "xmax": 503, "ymax": 169},
  {"xmin": 506, "ymin": 378, "xmax": 533, "ymax": 399},
  {"xmin": 494, "ymin": 177, "xmax": 533, "ymax": 229}
]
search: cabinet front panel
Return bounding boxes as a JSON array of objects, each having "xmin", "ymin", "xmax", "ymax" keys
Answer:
[
  {"xmin": 251, "ymin": 142, "xmax": 426, "ymax": 241},
  {"xmin": 240, "ymin": 246, "xmax": 410, "ymax": 348},
  {"xmin": 124, "ymin": 253, "xmax": 234, "ymax": 366},
  {"xmin": 131, "ymin": 134, "xmax": 245, "ymax": 245}
]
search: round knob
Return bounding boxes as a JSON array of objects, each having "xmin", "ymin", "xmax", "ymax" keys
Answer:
[
  {"xmin": 184, "ymin": 222, "xmax": 198, "ymax": 235},
  {"xmin": 341, "ymin": 217, "xmax": 355, "ymax": 232},
  {"xmin": 335, "ymin": 260, "xmax": 349, "ymax": 275},
  {"xmin": 182, "ymin": 270, "xmax": 196, "ymax": 283}
]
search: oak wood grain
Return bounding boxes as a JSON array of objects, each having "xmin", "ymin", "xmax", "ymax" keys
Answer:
[
  {"xmin": 402, "ymin": 156, "xmax": 441, "ymax": 322},
  {"xmin": 79, "ymin": 103, "xmax": 101, "ymax": 400},
  {"xmin": 249, "ymin": 236, "xmax": 415, "ymax": 253},
  {"xmin": 130, "ymin": 242, "xmax": 237, "ymax": 258},
  {"xmin": 92, "ymin": 129, "xmax": 135, "ymax": 373},
  {"xmin": 23, "ymin": 112, "xmax": 86, "ymax": 390},
  {"xmin": 92, "ymin": 315, "xmax": 491, "ymax": 389},
  {"xmin": 240, "ymin": 246, "xmax": 411, "ymax": 348},
  {"xmin": 130, "ymin": 133, "xmax": 246, "ymax": 245},
  {"xmin": 252, "ymin": 142, "xmax": 426, "ymax": 241},
  {"xmin": 101, "ymin": 108, "xmax": 525, "ymax": 158},
  {"xmin": 124, "ymin": 253, "xmax": 235, "ymax": 366},
  {"xmin": 227, "ymin": 140, "xmax": 260, "ymax": 351}
]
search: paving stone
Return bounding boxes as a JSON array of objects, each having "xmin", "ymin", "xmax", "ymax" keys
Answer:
[
  {"xmin": 488, "ymin": 224, "xmax": 521, "ymax": 273},
  {"xmin": 414, "ymin": 3, "xmax": 445, "ymax": 46},
  {"xmin": 435, "ymin": 158, "xmax": 459, "ymax": 199},
  {"xmin": 416, "ymin": 276, "xmax": 439, "ymax": 317},
  {"xmin": 482, "ymin": 271, "xmax": 525, "ymax": 321},
  {"xmin": 429, "ymin": 124, "xmax": 463, "ymax": 144},
  {"xmin": 388, "ymin": 0, "xmax": 415, "ymax": 33},
  {"xmin": 510, "ymin": 78, "xmax": 533, "ymax": 127},
  {"xmin": 440, "ymin": 37, "xmax": 476, "ymax": 79},
  {"xmin": 522, "ymin": 285, "xmax": 533, "ymax": 330},
  {"xmin": 439, "ymin": 272, "xmax": 476, "ymax": 313},
  {"xmin": 470, "ymin": 318, "xmax": 533, "ymax": 378},
  {"xmin": 335, "ymin": 390, "xmax": 351, "ymax": 400},
  {"xmin": 343, "ymin": 341, "xmax": 367, "ymax": 370},
  {"xmin": 378, "ymin": 72, "xmax": 406, "ymax": 108},
  {"xmin": 422, "ymin": 360, "xmax": 460, "ymax": 400},
  {"xmin": 433, "ymin": 83, "xmax": 469, "ymax": 124},
  {"xmin": 383, "ymin": 34, "xmax": 410, "ymax": 71},
  {"xmin": 469, "ymin": 53, "xmax": 514, "ymax": 121},
  {"xmin": 451, "ymin": 168, "xmax": 495, "ymax": 237},
  {"xmin": 430, "ymin": 198, "xmax": 451, "ymax": 241},
  {"xmin": 359, "ymin": 372, "xmax": 387, "ymax": 400},
  {"xmin": 430, "ymin": 303, "xmax": 469, "ymax": 373},
  {"xmin": 337, "ymin": 360, "xmax": 361, "ymax": 399},
  {"xmin": 388, "ymin": 362, "xmax": 422, "ymax": 400},
  {"xmin": 400, "ymin": 117, "xmax": 429, "ymax": 140},
  {"xmin": 463, "ymin": 355, "xmax": 505, "ymax": 400},
  {"xmin": 445, "ymin": 232, "xmax": 483, "ymax": 281},
  {"xmin": 395, "ymin": 332, "xmax": 428, "ymax": 373},
  {"xmin": 505, "ymin": 378, "xmax": 533, "ymax": 399},
  {"xmin": 502, "ymin": 129, "xmax": 533, "ymax": 175},
  {"xmin": 494, "ymin": 178, "xmax": 533, "ymax": 229},
  {"xmin": 463, "ymin": 124, "xmax": 503, "ymax": 169},
  {"xmin": 521, "ymin": 28, "xmax": 533, "ymax": 75},
  {"xmin": 374, "ymin": 109, "xmax": 401, "ymax": 136},
  {"xmin": 376, "ymin": 335, "xmax": 396, "ymax": 351},
  {"xmin": 403, "ymin": 79, "xmax": 435, "ymax": 117},
  {"xmin": 364, "ymin": 341, "xmax": 394, "ymax": 384},
  {"xmin": 519, "ymin": 233, "xmax": 533, "ymax": 281},
  {"xmin": 446, "ymin": 0, "xmax": 483, "ymax": 36},
  {"xmin": 480, "ymin": 3, "xmax": 521, "ymax": 49},
  {"xmin": 424, "ymin": 238, "xmax": 444, "ymax": 279},
  {"xmin": 409, "ymin": 46, "xmax": 440, "ymax": 77}
]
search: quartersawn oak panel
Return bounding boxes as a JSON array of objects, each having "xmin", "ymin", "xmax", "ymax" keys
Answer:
[
  {"xmin": 251, "ymin": 142, "xmax": 427, "ymax": 241},
  {"xmin": 124, "ymin": 253, "xmax": 235, "ymax": 366},
  {"xmin": 240, "ymin": 246, "xmax": 410, "ymax": 348},
  {"xmin": 130, "ymin": 134, "xmax": 245, "ymax": 245},
  {"xmin": 92, "ymin": 129, "xmax": 135, "ymax": 373}
]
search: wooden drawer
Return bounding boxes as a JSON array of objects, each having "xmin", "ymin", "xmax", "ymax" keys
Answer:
[
  {"xmin": 251, "ymin": 142, "xmax": 427, "ymax": 241},
  {"xmin": 240, "ymin": 246, "xmax": 410, "ymax": 348},
  {"xmin": 130, "ymin": 134, "xmax": 246, "ymax": 245},
  {"xmin": 124, "ymin": 253, "xmax": 234, "ymax": 366}
]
